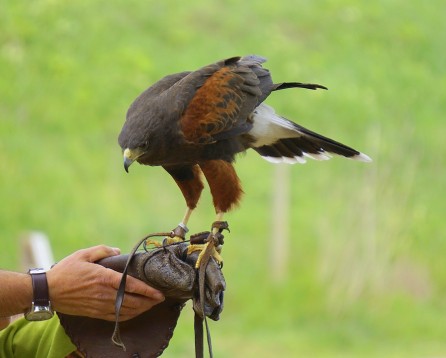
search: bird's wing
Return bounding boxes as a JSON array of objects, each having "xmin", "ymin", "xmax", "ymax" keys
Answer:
[{"xmin": 179, "ymin": 57, "xmax": 263, "ymax": 144}]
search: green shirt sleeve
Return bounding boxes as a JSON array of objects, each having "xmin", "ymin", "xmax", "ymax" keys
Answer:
[{"xmin": 0, "ymin": 315, "xmax": 76, "ymax": 358}]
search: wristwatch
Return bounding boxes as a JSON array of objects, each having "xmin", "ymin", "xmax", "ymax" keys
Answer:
[{"xmin": 25, "ymin": 268, "xmax": 54, "ymax": 321}]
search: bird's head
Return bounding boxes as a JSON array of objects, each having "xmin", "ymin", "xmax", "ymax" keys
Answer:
[{"xmin": 122, "ymin": 147, "xmax": 145, "ymax": 173}]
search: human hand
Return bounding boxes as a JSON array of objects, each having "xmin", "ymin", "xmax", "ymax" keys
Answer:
[{"xmin": 46, "ymin": 245, "xmax": 165, "ymax": 321}]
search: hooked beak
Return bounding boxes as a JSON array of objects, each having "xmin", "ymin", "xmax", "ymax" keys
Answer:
[
  {"xmin": 123, "ymin": 156, "xmax": 133, "ymax": 173},
  {"xmin": 123, "ymin": 148, "xmax": 144, "ymax": 173}
]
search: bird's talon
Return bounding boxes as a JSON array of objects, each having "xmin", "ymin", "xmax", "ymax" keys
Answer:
[
  {"xmin": 211, "ymin": 221, "xmax": 229, "ymax": 233},
  {"xmin": 143, "ymin": 239, "xmax": 163, "ymax": 250},
  {"xmin": 164, "ymin": 236, "xmax": 185, "ymax": 245},
  {"xmin": 192, "ymin": 241, "xmax": 224, "ymax": 269}
]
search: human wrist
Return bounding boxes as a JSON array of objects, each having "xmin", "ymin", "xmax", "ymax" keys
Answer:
[
  {"xmin": 16, "ymin": 272, "xmax": 33, "ymax": 313},
  {"xmin": 21, "ymin": 273, "xmax": 34, "ymax": 312}
]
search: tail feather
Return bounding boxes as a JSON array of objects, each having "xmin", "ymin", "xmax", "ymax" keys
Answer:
[
  {"xmin": 249, "ymin": 103, "xmax": 371, "ymax": 164},
  {"xmin": 254, "ymin": 134, "xmax": 370, "ymax": 164}
]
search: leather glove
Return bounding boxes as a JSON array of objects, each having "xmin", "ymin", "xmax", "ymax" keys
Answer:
[{"xmin": 59, "ymin": 238, "xmax": 226, "ymax": 358}]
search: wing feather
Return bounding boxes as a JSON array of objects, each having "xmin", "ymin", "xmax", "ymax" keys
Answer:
[{"xmin": 180, "ymin": 65, "xmax": 261, "ymax": 144}]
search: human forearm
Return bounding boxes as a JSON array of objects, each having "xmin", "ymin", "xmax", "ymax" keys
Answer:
[{"xmin": 0, "ymin": 271, "xmax": 33, "ymax": 317}]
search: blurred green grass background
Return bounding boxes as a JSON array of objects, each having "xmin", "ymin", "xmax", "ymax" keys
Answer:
[{"xmin": 1, "ymin": 0, "xmax": 445, "ymax": 356}]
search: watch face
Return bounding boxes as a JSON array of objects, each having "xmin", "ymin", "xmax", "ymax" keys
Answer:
[{"xmin": 25, "ymin": 306, "xmax": 54, "ymax": 321}]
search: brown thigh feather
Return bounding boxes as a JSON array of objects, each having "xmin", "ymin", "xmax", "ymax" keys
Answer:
[
  {"xmin": 163, "ymin": 164, "xmax": 204, "ymax": 209},
  {"xmin": 199, "ymin": 160, "xmax": 243, "ymax": 213}
]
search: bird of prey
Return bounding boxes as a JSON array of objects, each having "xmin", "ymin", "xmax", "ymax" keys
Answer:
[{"xmin": 118, "ymin": 55, "xmax": 371, "ymax": 232}]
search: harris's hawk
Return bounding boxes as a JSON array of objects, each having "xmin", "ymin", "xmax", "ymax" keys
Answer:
[{"xmin": 118, "ymin": 55, "xmax": 371, "ymax": 231}]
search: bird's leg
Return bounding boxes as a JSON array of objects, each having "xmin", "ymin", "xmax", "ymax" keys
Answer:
[
  {"xmin": 213, "ymin": 212, "xmax": 225, "ymax": 234},
  {"xmin": 168, "ymin": 208, "xmax": 193, "ymax": 244},
  {"xmin": 212, "ymin": 211, "xmax": 228, "ymax": 254},
  {"xmin": 181, "ymin": 207, "xmax": 193, "ymax": 229},
  {"xmin": 163, "ymin": 164, "xmax": 204, "ymax": 243}
]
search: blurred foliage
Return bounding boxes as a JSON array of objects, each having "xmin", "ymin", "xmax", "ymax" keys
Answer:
[{"xmin": 1, "ymin": 0, "xmax": 445, "ymax": 356}]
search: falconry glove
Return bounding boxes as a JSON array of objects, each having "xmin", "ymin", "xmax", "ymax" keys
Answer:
[{"xmin": 58, "ymin": 228, "xmax": 226, "ymax": 358}]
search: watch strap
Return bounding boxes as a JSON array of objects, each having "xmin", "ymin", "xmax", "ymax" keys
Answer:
[{"xmin": 29, "ymin": 270, "xmax": 50, "ymax": 307}]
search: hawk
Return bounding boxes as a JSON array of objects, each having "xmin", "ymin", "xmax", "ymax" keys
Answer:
[{"xmin": 118, "ymin": 55, "xmax": 370, "ymax": 232}]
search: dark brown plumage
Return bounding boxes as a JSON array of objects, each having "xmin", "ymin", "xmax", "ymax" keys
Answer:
[{"xmin": 118, "ymin": 55, "xmax": 370, "ymax": 228}]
